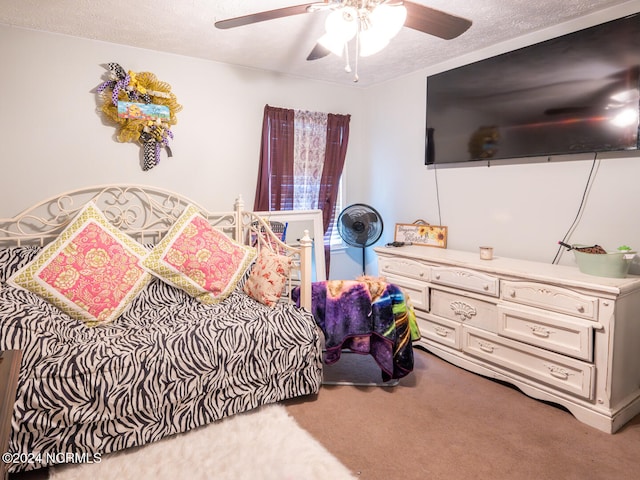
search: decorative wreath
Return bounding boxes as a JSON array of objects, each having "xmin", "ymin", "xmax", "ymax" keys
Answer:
[{"xmin": 97, "ymin": 63, "xmax": 182, "ymax": 171}]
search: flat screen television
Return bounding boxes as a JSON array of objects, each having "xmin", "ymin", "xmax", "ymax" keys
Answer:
[{"xmin": 425, "ymin": 13, "xmax": 640, "ymax": 166}]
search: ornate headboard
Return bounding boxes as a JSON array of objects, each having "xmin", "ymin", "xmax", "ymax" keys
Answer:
[{"xmin": 0, "ymin": 184, "xmax": 312, "ymax": 308}]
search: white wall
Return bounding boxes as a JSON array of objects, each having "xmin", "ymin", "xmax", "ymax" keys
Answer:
[
  {"xmin": 0, "ymin": 24, "xmax": 364, "ymax": 217},
  {"xmin": 356, "ymin": 2, "xmax": 640, "ymax": 273},
  {"xmin": 3, "ymin": 2, "xmax": 639, "ymax": 281}
]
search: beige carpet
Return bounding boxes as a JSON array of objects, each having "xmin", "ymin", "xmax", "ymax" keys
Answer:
[
  {"xmin": 284, "ymin": 347, "xmax": 640, "ymax": 480},
  {"xmin": 46, "ymin": 404, "xmax": 354, "ymax": 480},
  {"xmin": 10, "ymin": 348, "xmax": 640, "ymax": 480}
]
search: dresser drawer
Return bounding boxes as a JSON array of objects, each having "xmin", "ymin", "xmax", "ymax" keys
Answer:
[
  {"xmin": 463, "ymin": 326, "xmax": 594, "ymax": 399},
  {"xmin": 431, "ymin": 266, "xmax": 499, "ymax": 297},
  {"xmin": 498, "ymin": 305, "xmax": 593, "ymax": 361},
  {"xmin": 431, "ymin": 289, "xmax": 497, "ymax": 333},
  {"xmin": 384, "ymin": 274, "xmax": 429, "ymax": 311},
  {"xmin": 379, "ymin": 256, "xmax": 430, "ymax": 282},
  {"xmin": 416, "ymin": 312, "xmax": 461, "ymax": 350},
  {"xmin": 501, "ymin": 281, "xmax": 599, "ymax": 321}
]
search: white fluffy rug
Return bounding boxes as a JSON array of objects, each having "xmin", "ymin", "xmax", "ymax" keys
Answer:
[{"xmin": 49, "ymin": 404, "xmax": 354, "ymax": 480}]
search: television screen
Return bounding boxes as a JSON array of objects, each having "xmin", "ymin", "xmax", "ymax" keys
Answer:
[{"xmin": 425, "ymin": 13, "xmax": 640, "ymax": 166}]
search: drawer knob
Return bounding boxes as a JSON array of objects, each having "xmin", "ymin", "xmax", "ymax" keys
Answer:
[
  {"xmin": 434, "ymin": 326, "xmax": 449, "ymax": 337},
  {"xmin": 546, "ymin": 365, "xmax": 571, "ymax": 380},
  {"xmin": 529, "ymin": 325, "xmax": 551, "ymax": 338},
  {"xmin": 478, "ymin": 341, "xmax": 495, "ymax": 353},
  {"xmin": 435, "ymin": 273, "xmax": 441, "ymax": 280},
  {"xmin": 419, "ymin": 272, "xmax": 425, "ymax": 277},
  {"xmin": 483, "ymin": 284, "xmax": 489, "ymax": 291},
  {"xmin": 576, "ymin": 305, "xmax": 585, "ymax": 313},
  {"xmin": 509, "ymin": 290, "xmax": 516, "ymax": 298}
]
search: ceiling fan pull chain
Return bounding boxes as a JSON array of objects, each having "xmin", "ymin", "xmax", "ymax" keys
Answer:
[
  {"xmin": 344, "ymin": 42, "xmax": 352, "ymax": 73},
  {"xmin": 353, "ymin": 28, "xmax": 360, "ymax": 82}
]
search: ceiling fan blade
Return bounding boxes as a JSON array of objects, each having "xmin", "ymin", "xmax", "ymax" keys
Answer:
[
  {"xmin": 215, "ymin": 3, "xmax": 321, "ymax": 30},
  {"xmin": 306, "ymin": 43, "xmax": 331, "ymax": 61},
  {"xmin": 403, "ymin": 1, "xmax": 472, "ymax": 40}
]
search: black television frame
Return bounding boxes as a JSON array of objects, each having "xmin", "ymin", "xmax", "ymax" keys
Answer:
[{"xmin": 425, "ymin": 13, "xmax": 640, "ymax": 167}]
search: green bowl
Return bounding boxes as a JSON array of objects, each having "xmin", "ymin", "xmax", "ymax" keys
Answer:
[{"xmin": 573, "ymin": 247, "xmax": 636, "ymax": 278}]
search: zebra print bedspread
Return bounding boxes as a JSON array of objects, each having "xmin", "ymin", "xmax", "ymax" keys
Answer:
[{"xmin": 0, "ymin": 247, "xmax": 323, "ymax": 473}]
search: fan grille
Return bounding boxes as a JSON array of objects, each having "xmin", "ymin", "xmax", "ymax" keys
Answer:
[{"xmin": 337, "ymin": 204, "xmax": 383, "ymax": 248}]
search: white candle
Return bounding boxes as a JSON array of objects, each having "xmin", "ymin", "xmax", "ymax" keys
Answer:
[{"xmin": 480, "ymin": 246, "xmax": 494, "ymax": 260}]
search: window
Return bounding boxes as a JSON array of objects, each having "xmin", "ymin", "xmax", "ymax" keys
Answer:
[
  {"xmin": 330, "ymin": 176, "xmax": 346, "ymax": 247},
  {"xmin": 253, "ymin": 105, "xmax": 350, "ymax": 275}
]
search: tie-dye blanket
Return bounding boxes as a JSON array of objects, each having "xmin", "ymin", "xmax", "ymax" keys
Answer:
[{"xmin": 294, "ymin": 280, "xmax": 420, "ymax": 381}]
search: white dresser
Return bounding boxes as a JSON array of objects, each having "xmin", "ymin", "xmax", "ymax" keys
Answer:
[{"xmin": 374, "ymin": 246, "xmax": 640, "ymax": 433}]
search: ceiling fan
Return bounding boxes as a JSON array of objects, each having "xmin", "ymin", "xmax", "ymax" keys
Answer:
[{"xmin": 215, "ymin": 1, "xmax": 472, "ymax": 80}]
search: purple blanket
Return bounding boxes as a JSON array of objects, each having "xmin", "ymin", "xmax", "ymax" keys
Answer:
[{"xmin": 294, "ymin": 280, "xmax": 419, "ymax": 381}]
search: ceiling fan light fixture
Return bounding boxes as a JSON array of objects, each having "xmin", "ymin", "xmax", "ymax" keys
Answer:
[
  {"xmin": 318, "ymin": 32, "xmax": 346, "ymax": 56},
  {"xmin": 359, "ymin": 29, "xmax": 389, "ymax": 57},
  {"xmin": 369, "ymin": 4, "xmax": 407, "ymax": 40},
  {"xmin": 318, "ymin": 6, "xmax": 358, "ymax": 57},
  {"xmin": 324, "ymin": 7, "xmax": 357, "ymax": 41}
]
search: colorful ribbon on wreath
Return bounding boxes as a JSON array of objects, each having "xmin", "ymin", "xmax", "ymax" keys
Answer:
[{"xmin": 97, "ymin": 62, "xmax": 181, "ymax": 171}]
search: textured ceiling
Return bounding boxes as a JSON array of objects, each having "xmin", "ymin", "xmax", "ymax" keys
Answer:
[{"xmin": 0, "ymin": 0, "xmax": 635, "ymax": 87}]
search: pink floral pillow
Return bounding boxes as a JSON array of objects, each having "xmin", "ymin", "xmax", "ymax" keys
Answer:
[
  {"xmin": 8, "ymin": 202, "xmax": 151, "ymax": 326},
  {"xmin": 244, "ymin": 248, "xmax": 292, "ymax": 307},
  {"xmin": 143, "ymin": 205, "xmax": 256, "ymax": 304}
]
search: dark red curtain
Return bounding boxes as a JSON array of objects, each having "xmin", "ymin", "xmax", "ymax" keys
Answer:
[
  {"xmin": 253, "ymin": 105, "xmax": 295, "ymax": 211},
  {"xmin": 318, "ymin": 113, "xmax": 350, "ymax": 275},
  {"xmin": 253, "ymin": 105, "xmax": 350, "ymax": 278}
]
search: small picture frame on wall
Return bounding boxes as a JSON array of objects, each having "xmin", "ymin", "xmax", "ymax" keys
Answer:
[{"xmin": 394, "ymin": 223, "xmax": 447, "ymax": 248}]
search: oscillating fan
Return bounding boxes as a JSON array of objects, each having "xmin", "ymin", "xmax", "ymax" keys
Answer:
[{"xmin": 337, "ymin": 203, "xmax": 383, "ymax": 275}]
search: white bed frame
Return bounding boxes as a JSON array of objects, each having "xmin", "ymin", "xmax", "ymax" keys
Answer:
[{"xmin": 0, "ymin": 184, "xmax": 313, "ymax": 309}]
